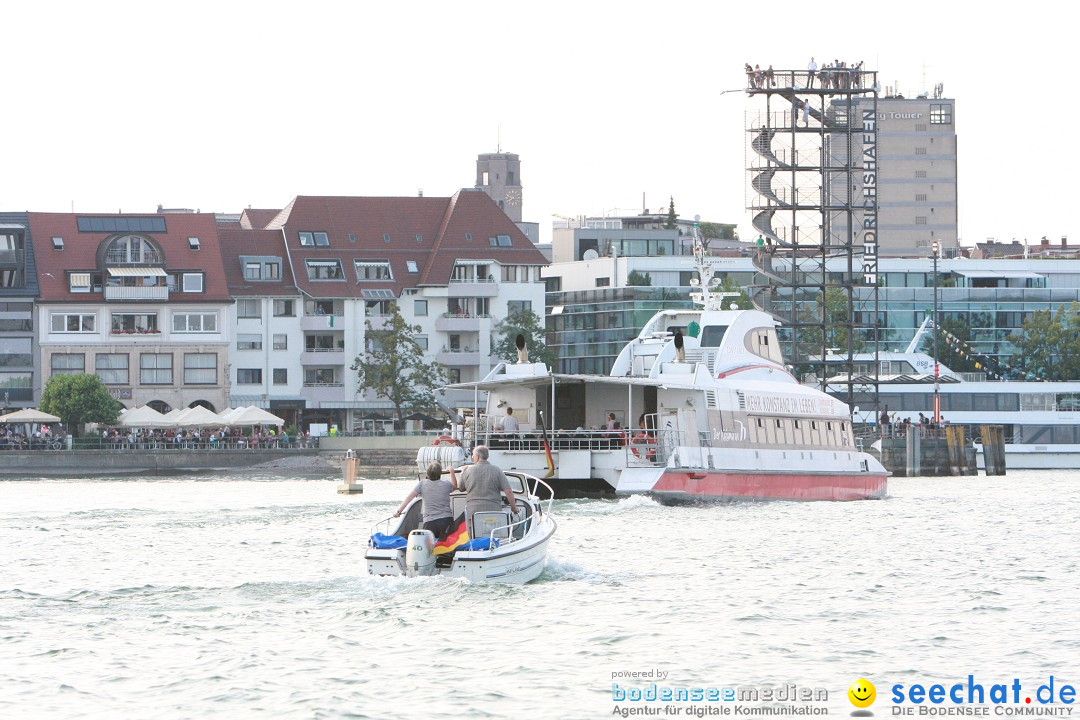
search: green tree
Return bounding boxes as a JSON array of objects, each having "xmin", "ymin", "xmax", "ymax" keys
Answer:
[
  {"xmin": 626, "ymin": 270, "xmax": 652, "ymax": 286},
  {"xmin": 1007, "ymin": 302, "xmax": 1080, "ymax": 380},
  {"xmin": 698, "ymin": 222, "xmax": 738, "ymax": 241},
  {"xmin": 493, "ymin": 310, "xmax": 557, "ymax": 369},
  {"xmin": 929, "ymin": 314, "xmax": 979, "ymax": 374},
  {"xmin": 664, "ymin": 197, "xmax": 677, "ymax": 229},
  {"xmin": 352, "ymin": 305, "xmax": 447, "ymax": 425},
  {"xmin": 39, "ymin": 373, "xmax": 122, "ymax": 431},
  {"xmin": 716, "ymin": 276, "xmax": 753, "ymax": 309}
]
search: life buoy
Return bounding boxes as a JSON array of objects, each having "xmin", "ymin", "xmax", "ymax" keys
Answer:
[
  {"xmin": 433, "ymin": 435, "xmax": 459, "ymax": 446},
  {"xmin": 630, "ymin": 433, "xmax": 654, "ymax": 459}
]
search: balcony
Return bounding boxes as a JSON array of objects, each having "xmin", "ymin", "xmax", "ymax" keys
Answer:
[
  {"xmin": 300, "ymin": 348, "xmax": 346, "ymax": 364},
  {"xmin": 448, "ymin": 279, "xmax": 499, "ymax": 297},
  {"xmin": 301, "ymin": 314, "xmax": 343, "ymax": 331},
  {"xmin": 105, "ymin": 286, "xmax": 169, "ymax": 301},
  {"xmin": 437, "ymin": 350, "xmax": 485, "ymax": 364},
  {"xmin": 109, "ymin": 329, "xmax": 162, "ymax": 337},
  {"xmin": 435, "ymin": 313, "xmax": 490, "ymax": 332}
]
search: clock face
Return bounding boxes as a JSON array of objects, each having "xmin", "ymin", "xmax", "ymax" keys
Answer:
[{"xmin": 504, "ymin": 189, "xmax": 521, "ymax": 206}]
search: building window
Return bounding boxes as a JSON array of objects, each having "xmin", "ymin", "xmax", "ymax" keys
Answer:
[
  {"xmin": 502, "ymin": 265, "xmax": 520, "ymax": 282},
  {"xmin": 103, "ymin": 234, "xmax": 162, "ymax": 265},
  {"xmin": 244, "ymin": 262, "xmax": 262, "ymax": 280},
  {"xmin": 68, "ymin": 273, "xmax": 92, "ymax": 293},
  {"xmin": 273, "ymin": 368, "xmax": 288, "ymax": 385},
  {"xmin": 916, "ymin": 194, "xmax": 927, "ymax": 202},
  {"xmin": 77, "ymin": 216, "xmax": 166, "ymax": 233},
  {"xmin": 140, "ymin": 353, "xmax": 173, "ymax": 385},
  {"xmin": 304, "ymin": 368, "xmax": 338, "ymax": 385},
  {"xmin": 465, "ymin": 233, "xmax": 473, "ymax": 242},
  {"xmin": 306, "ymin": 259, "xmax": 344, "ymax": 280},
  {"xmin": 51, "ymin": 353, "xmax": 85, "ymax": 375},
  {"xmin": 415, "ymin": 234, "xmax": 423, "ymax": 244},
  {"xmin": 272, "ymin": 334, "xmax": 288, "ymax": 350},
  {"xmin": 407, "ymin": 260, "xmax": 419, "ymax": 273},
  {"xmin": 96, "ymin": 353, "xmax": 129, "ymax": 385},
  {"xmin": 416, "ymin": 336, "xmax": 429, "ymax": 351},
  {"xmin": 354, "ymin": 260, "xmax": 393, "ymax": 281},
  {"xmin": 187, "ymin": 237, "xmax": 200, "ymax": 250},
  {"xmin": 915, "ymin": 124, "xmax": 927, "ymax": 132},
  {"xmin": 348, "ymin": 233, "xmax": 357, "ymax": 243},
  {"xmin": 110, "ymin": 313, "xmax": 158, "ymax": 334},
  {"xmin": 237, "ymin": 299, "xmax": 261, "ymax": 319},
  {"xmin": 915, "ymin": 170, "xmax": 927, "ymax": 178},
  {"xmin": 272, "ymin": 299, "xmax": 294, "ymax": 317},
  {"xmin": 182, "ymin": 273, "xmax": 204, "ymax": 293},
  {"xmin": 596, "ymin": 277, "xmax": 610, "ymax": 288},
  {"xmin": 930, "ymin": 103, "xmax": 952, "ymax": 124},
  {"xmin": 383, "ymin": 234, "xmax": 391, "ymax": 244},
  {"xmin": 237, "ymin": 334, "xmax": 263, "ymax": 351},
  {"xmin": 184, "ymin": 353, "xmax": 217, "ymax": 385},
  {"xmin": 489, "ymin": 235, "xmax": 512, "ymax": 247},
  {"xmin": 173, "ymin": 312, "xmax": 217, "ymax": 333},
  {"xmin": 414, "ymin": 300, "xmax": 428, "ymax": 316},
  {"xmin": 237, "ymin": 368, "xmax": 262, "ymax": 384},
  {"xmin": 52, "ymin": 236, "xmax": 64, "ymax": 250},
  {"xmin": 915, "ymin": 217, "xmax": 928, "ymax": 225},
  {"xmin": 299, "ymin": 232, "xmax": 330, "ymax": 247},
  {"xmin": 915, "ymin": 147, "xmax": 927, "ymax": 155},
  {"xmin": 508, "ymin": 300, "xmax": 532, "ymax": 315},
  {"xmin": 448, "ymin": 368, "xmax": 461, "ymax": 383}
]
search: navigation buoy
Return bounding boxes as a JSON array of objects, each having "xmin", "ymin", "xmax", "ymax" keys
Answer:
[{"xmin": 337, "ymin": 449, "xmax": 364, "ymax": 494}]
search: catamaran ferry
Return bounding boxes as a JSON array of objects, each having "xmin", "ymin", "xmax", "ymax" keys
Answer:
[{"xmin": 449, "ymin": 248, "xmax": 888, "ymax": 501}]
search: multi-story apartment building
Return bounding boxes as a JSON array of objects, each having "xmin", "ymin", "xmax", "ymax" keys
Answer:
[
  {"xmin": 30, "ymin": 213, "xmax": 233, "ymax": 412},
  {"xmin": 0, "ymin": 212, "xmax": 41, "ymax": 411},
  {"xmin": 226, "ymin": 190, "xmax": 547, "ymax": 430}
]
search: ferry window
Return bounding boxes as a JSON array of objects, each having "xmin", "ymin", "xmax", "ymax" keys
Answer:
[
  {"xmin": 973, "ymin": 395, "xmax": 996, "ymax": 412},
  {"xmin": 775, "ymin": 419, "xmax": 783, "ymax": 428},
  {"xmin": 699, "ymin": 325, "xmax": 729, "ymax": 347},
  {"xmin": 827, "ymin": 422, "xmax": 833, "ymax": 431},
  {"xmin": 998, "ymin": 395, "xmax": 1019, "ymax": 412},
  {"xmin": 794, "ymin": 420, "xmax": 801, "ymax": 429},
  {"xmin": 756, "ymin": 418, "xmax": 764, "ymax": 428},
  {"xmin": 811, "ymin": 421, "xmax": 817, "ymax": 430}
]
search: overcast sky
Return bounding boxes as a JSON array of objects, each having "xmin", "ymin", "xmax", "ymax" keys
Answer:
[{"xmin": 5, "ymin": 1, "xmax": 1075, "ymax": 248}]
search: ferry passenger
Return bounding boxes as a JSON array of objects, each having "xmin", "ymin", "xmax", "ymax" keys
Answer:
[
  {"xmin": 393, "ymin": 461, "xmax": 458, "ymax": 538},
  {"xmin": 459, "ymin": 445, "xmax": 518, "ymax": 536},
  {"xmin": 605, "ymin": 413, "xmax": 618, "ymax": 431},
  {"xmin": 499, "ymin": 407, "xmax": 519, "ymax": 438}
]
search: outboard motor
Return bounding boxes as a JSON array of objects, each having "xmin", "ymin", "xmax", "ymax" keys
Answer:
[{"xmin": 404, "ymin": 529, "xmax": 437, "ymax": 577}]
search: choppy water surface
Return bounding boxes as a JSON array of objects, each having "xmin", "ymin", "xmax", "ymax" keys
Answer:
[{"xmin": 2, "ymin": 469, "xmax": 1079, "ymax": 719}]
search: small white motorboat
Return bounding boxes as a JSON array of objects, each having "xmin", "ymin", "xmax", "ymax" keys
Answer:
[{"xmin": 366, "ymin": 470, "xmax": 556, "ymax": 584}]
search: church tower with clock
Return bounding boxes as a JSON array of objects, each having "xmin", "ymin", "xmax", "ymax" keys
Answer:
[{"xmin": 476, "ymin": 152, "xmax": 523, "ymax": 223}]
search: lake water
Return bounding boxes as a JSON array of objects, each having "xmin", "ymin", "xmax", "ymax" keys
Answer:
[{"xmin": 2, "ymin": 469, "xmax": 1079, "ymax": 719}]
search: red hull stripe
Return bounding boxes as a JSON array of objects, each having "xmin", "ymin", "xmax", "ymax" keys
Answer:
[
  {"xmin": 715, "ymin": 364, "xmax": 796, "ymax": 380},
  {"xmin": 652, "ymin": 471, "xmax": 888, "ymax": 501}
]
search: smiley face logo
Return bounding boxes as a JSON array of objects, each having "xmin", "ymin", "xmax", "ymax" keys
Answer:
[{"xmin": 848, "ymin": 678, "xmax": 876, "ymax": 708}]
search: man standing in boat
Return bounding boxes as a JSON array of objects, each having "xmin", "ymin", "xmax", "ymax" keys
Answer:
[{"xmin": 459, "ymin": 445, "xmax": 518, "ymax": 537}]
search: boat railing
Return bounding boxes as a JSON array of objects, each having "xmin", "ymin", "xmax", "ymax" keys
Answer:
[{"xmin": 488, "ymin": 430, "xmax": 629, "ymax": 452}]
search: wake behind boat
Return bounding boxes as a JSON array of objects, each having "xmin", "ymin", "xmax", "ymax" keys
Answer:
[{"xmin": 366, "ymin": 470, "xmax": 556, "ymax": 584}]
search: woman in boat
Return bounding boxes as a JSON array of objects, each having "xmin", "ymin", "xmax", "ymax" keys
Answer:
[{"xmin": 393, "ymin": 461, "xmax": 458, "ymax": 538}]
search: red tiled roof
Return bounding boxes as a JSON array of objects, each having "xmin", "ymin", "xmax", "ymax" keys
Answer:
[
  {"xmin": 273, "ymin": 190, "xmax": 547, "ymax": 299},
  {"xmin": 217, "ymin": 227, "xmax": 297, "ymax": 296},
  {"xmin": 239, "ymin": 209, "xmax": 283, "ymax": 230},
  {"xmin": 28, "ymin": 212, "xmax": 232, "ymax": 302}
]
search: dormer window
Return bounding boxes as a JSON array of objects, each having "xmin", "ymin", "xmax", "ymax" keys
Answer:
[
  {"xmin": 489, "ymin": 235, "xmax": 512, "ymax": 247},
  {"xmin": 305, "ymin": 259, "xmax": 344, "ymax": 280},
  {"xmin": 187, "ymin": 237, "xmax": 200, "ymax": 250},
  {"xmin": 355, "ymin": 260, "xmax": 393, "ymax": 281},
  {"xmin": 104, "ymin": 234, "xmax": 163, "ymax": 265},
  {"xmin": 52, "ymin": 237, "xmax": 64, "ymax": 250}
]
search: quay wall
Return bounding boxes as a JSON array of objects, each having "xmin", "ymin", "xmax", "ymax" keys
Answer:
[{"xmin": 0, "ymin": 449, "xmax": 321, "ymax": 477}]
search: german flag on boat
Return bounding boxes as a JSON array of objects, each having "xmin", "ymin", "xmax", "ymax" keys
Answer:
[{"xmin": 433, "ymin": 514, "xmax": 469, "ymax": 556}]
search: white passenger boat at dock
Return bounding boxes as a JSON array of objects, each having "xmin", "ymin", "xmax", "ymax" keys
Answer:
[
  {"xmin": 366, "ymin": 470, "xmax": 556, "ymax": 584},
  {"xmin": 450, "ymin": 245, "xmax": 889, "ymax": 502}
]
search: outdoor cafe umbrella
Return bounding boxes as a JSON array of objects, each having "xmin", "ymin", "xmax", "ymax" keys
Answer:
[
  {"xmin": 226, "ymin": 406, "xmax": 285, "ymax": 426},
  {"xmin": 118, "ymin": 405, "xmax": 171, "ymax": 428},
  {"xmin": 0, "ymin": 408, "xmax": 62, "ymax": 423},
  {"xmin": 174, "ymin": 406, "xmax": 226, "ymax": 428}
]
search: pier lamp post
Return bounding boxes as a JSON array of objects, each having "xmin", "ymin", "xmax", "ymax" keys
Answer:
[{"xmin": 931, "ymin": 240, "xmax": 941, "ymax": 424}]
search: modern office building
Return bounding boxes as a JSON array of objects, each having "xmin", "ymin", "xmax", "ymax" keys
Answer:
[{"xmin": 832, "ymin": 93, "xmax": 958, "ymax": 258}]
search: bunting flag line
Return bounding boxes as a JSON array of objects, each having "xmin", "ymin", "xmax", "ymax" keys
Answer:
[{"xmin": 927, "ymin": 319, "xmax": 1047, "ymax": 381}]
